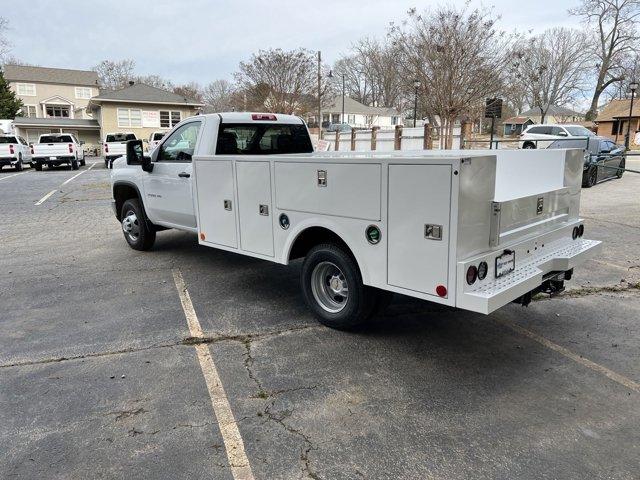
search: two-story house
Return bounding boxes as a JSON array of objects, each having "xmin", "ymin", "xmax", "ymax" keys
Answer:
[{"xmin": 7, "ymin": 65, "xmax": 102, "ymax": 146}]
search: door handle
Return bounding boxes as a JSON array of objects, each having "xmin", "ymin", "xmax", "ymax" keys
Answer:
[{"xmin": 178, "ymin": 172, "xmax": 190, "ymax": 178}]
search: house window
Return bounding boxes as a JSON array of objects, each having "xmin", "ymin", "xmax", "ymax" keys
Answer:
[
  {"xmin": 25, "ymin": 105, "xmax": 37, "ymax": 118},
  {"xmin": 117, "ymin": 108, "xmax": 142, "ymax": 127},
  {"xmin": 365, "ymin": 115, "xmax": 374, "ymax": 125},
  {"xmin": 160, "ymin": 110, "xmax": 181, "ymax": 128},
  {"xmin": 75, "ymin": 87, "xmax": 93, "ymax": 99},
  {"xmin": 46, "ymin": 105, "xmax": 70, "ymax": 118},
  {"xmin": 347, "ymin": 114, "xmax": 355, "ymax": 124},
  {"xmin": 331, "ymin": 114, "xmax": 340, "ymax": 124},
  {"xmin": 17, "ymin": 83, "xmax": 36, "ymax": 96},
  {"xmin": 391, "ymin": 116, "xmax": 398, "ymax": 125}
]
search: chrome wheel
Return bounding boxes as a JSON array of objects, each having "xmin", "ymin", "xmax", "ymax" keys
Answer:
[
  {"xmin": 311, "ymin": 261, "xmax": 349, "ymax": 313},
  {"xmin": 122, "ymin": 209, "xmax": 140, "ymax": 242}
]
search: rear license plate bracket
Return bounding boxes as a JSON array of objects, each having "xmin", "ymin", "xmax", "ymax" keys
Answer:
[{"xmin": 495, "ymin": 250, "xmax": 515, "ymax": 278}]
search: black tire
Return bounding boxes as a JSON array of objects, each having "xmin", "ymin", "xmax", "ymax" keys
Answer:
[
  {"xmin": 105, "ymin": 159, "xmax": 109, "ymax": 169},
  {"xmin": 120, "ymin": 198, "xmax": 156, "ymax": 251},
  {"xmin": 523, "ymin": 142, "xmax": 536, "ymax": 149},
  {"xmin": 71, "ymin": 159, "xmax": 79, "ymax": 170},
  {"xmin": 301, "ymin": 243, "xmax": 376, "ymax": 329},
  {"xmin": 15, "ymin": 157, "xmax": 23, "ymax": 171},
  {"xmin": 47, "ymin": 163, "xmax": 53, "ymax": 170},
  {"xmin": 616, "ymin": 159, "xmax": 625, "ymax": 179},
  {"xmin": 583, "ymin": 166, "xmax": 597, "ymax": 188},
  {"xmin": 34, "ymin": 162, "xmax": 42, "ymax": 171},
  {"xmin": 80, "ymin": 158, "xmax": 86, "ymax": 167}
]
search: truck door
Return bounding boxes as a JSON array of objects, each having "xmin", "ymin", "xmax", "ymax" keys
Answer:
[
  {"xmin": 142, "ymin": 121, "xmax": 201, "ymax": 229},
  {"xmin": 387, "ymin": 164, "xmax": 452, "ymax": 297}
]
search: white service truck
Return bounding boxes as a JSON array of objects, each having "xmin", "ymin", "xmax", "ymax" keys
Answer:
[
  {"xmin": 0, "ymin": 134, "xmax": 31, "ymax": 171},
  {"xmin": 31, "ymin": 133, "xmax": 85, "ymax": 171},
  {"xmin": 110, "ymin": 113, "xmax": 601, "ymax": 329},
  {"xmin": 103, "ymin": 132, "xmax": 138, "ymax": 169}
]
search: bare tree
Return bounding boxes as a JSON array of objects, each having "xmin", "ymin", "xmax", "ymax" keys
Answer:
[
  {"xmin": 512, "ymin": 28, "xmax": 591, "ymax": 122},
  {"xmin": 391, "ymin": 6, "xmax": 514, "ymax": 147},
  {"xmin": 334, "ymin": 38, "xmax": 403, "ymax": 109},
  {"xmin": 93, "ymin": 59, "xmax": 135, "ymax": 90},
  {"xmin": 203, "ymin": 79, "xmax": 235, "ymax": 111},
  {"xmin": 234, "ymin": 48, "xmax": 321, "ymax": 114},
  {"xmin": 134, "ymin": 74, "xmax": 174, "ymax": 91},
  {"xmin": 173, "ymin": 82, "xmax": 203, "ymax": 102},
  {"xmin": 571, "ymin": 0, "xmax": 640, "ymax": 119}
]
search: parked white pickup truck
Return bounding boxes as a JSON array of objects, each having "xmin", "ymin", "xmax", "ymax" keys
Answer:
[
  {"xmin": 110, "ymin": 113, "xmax": 601, "ymax": 329},
  {"xmin": 0, "ymin": 134, "xmax": 31, "ymax": 171},
  {"xmin": 32, "ymin": 133, "xmax": 85, "ymax": 171},
  {"xmin": 103, "ymin": 132, "xmax": 137, "ymax": 169}
]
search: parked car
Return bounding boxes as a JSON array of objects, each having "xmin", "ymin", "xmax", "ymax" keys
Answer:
[
  {"xmin": 148, "ymin": 131, "xmax": 166, "ymax": 152},
  {"xmin": 31, "ymin": 133, "xmax": 85, "ymax": 171},
  {"xmin": 0, "ymin": 134, "xmax": 31, "ymax": 171},
  {"xmin": 325, "ymin": 123, "xmax": 353, "ymax": 133},
  {"xmin": 520, "ymin": 124, "xmax": 595, "ymax": 149},
  {"xmin": 547, "ymin": 136, "xmax": 625, "ymax": 187},
  {"xmin": 103, "ymin": 132, "xmax": 137, "ymax": 168}
]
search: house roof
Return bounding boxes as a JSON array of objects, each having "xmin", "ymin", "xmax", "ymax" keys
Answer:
[
  {"xmin": 91, "ymin": 83, "xmax": 204, "ymax": 106},
  {"xmin": 521, "ymin": 105, "xmax": 584, "ymax": 118},
  {"xmin": 503, "ymin": 116, "xmax": 534, "ymax": 125},
  {"xmin": 12, "ymin": 117, "xmax": 100, "ymax": 129},
  {"xmin": 324, "ymin": 96, "xmax": 399, "ymax": 116},
  {"xmin": 596, "ymin": 99, "xmax": 640, "ymax": 121},
  {"xmin": 4, "ymin": 64, "xmax": 99, "ymax": 87}
]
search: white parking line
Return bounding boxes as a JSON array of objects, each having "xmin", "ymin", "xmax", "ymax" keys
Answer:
[
  {"xmin": 497, "ymin": 318, "xmax": 640, "ymax": 393},
  {"xmin": 172, "ymin": 269, "xmax": 255, "ymax": 480},
  {"xmin": 0, "ymin": 170, "xmax": 30, "ymax": 181},
  {"xmin": 34, "ymin": 163, "xmax": 96, "ymax": 205},
  {"xmin": 34, "ymin": 189, "xmax": 57, "ymax": 206}
]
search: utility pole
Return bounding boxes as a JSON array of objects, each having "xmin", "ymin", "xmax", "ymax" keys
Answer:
[
  {"xmin": 625, "ymin": 80, "xmax": 638, "ymax": 150},
  {"xmin": 317, "ymin": 51, "xmax": 322, "ymax": 139}
]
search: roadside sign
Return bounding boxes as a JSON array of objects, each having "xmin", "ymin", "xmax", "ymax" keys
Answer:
[{"xmin": 485, "ymin": 98, "xmax": 503, "ymax": 119}]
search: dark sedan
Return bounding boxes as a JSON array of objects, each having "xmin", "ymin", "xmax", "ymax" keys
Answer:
[{"xmin": 547, "ymin": 137, "xmax": 625, "ymax": 188}]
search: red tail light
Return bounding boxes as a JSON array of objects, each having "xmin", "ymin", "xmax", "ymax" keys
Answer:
[
  {"xmin": 252, "ymin": 114, "xmax": 277, "ymax": 121},
  {"xmin": 30, "ymin": 145, "xmax": 34, "ymax": 154},
  {"xmin": 104, "ymin": 144, "xmax": 109, "ymax": 153},
  {"xmin": 9, "ymin": 144, "xmax": 14, "ymax": 154},
  {"xmin": 68, "ymin": 143, "xmax": 73, "ymax": 153}
]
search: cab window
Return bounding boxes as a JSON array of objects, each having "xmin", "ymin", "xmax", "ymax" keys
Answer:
[
  {"xmin": 216, "ymin": 123, "xmax": 313, "ymax": 155},
  {"xmin": 157, "ymin": 122, "xmax": 201, "ymax": 162}
]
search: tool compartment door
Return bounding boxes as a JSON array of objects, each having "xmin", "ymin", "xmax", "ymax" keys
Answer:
[
  {"xmin": 196, "ymin": 160, "xmax": 237, "ymax": 248},
  {"xmin": 237, "ymin": 161, "xmax": 274, "ymax": 256},
  {"xmin": 387, "ymin": 164, "xmax": 452, "ymax": 296}
]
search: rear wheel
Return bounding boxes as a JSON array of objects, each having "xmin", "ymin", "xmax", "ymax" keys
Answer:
[
  {"xmin": 34, "ymin": 162, "xmax": 42, "ymax": 171},
  {"xmin": 71, "ymin": 159, "xmax": 79, "ymax": 170},
  {"xmin": 583, "ymin": 166, "xmax": 597, "ymax": 188},
  {"xmin": 121, "ymin": 198, "xmax": 156, "ymax": 251},
  {"xmin": 301, "ymin": 243, "xmax": 376, "ymax": 329},
  {"xmin": 522, "ymin": 142, "xmax": 536, "ymax": 149}
]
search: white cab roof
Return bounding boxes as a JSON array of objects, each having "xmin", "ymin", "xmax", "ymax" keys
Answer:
[{"xmin": 215, "ymin": 112, "xmax": 304, "ymax": 124}]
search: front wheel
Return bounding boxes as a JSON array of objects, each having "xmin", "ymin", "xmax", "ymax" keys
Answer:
[
  {"xmin": 301, "ymin": 243, "xmax": 376, "ymax": 329},
  {"xmin": 583, "ymin": 166, "xmax": 597, "ymax": 188},
  {"xmin": 121, "ymin": 198, "xmax": 156, "ymax": 250},
  {"xmin": 80, "ymin": 158, "xmax": 86, "ymax": 167},
  {"xmin": 616, "ymin": 159, "xmax": 625, "ymax": 179}
]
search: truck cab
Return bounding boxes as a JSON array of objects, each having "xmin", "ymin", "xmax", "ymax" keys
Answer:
[{"xmin": 0, "ymin": 135, "xmax": 31, "ymax": 171}]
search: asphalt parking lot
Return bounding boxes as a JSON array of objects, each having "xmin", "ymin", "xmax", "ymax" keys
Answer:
[{"xmin": 1, "ymin": 158, "xmax": 639, "ymax": 480}]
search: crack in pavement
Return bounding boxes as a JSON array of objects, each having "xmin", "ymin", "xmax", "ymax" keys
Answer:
[{"xmin": 0, "ymin": 324, "xmax": 320, "ymax": 370}]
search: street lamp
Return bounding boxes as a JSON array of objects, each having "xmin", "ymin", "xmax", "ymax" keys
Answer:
[
  {"xmin": 328, "ymin": 70, "xmax": 346, "ymax": 123},
  {"xmin": 413, "ymin": 79, "xmax": 421, "ymax": 127},
  {"xmin": 625, "ymin": 80, "xmax": 638, "ymax": 150}
]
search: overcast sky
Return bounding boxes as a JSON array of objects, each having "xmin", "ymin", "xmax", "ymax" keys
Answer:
[{"xmin": 5, "ymin": 0, "xmax": 581, "ymax": 85}]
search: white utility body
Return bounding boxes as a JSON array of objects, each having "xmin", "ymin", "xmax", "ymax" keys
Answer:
[{"xmin": 111, "ymin": 113, "xmax": 601, "ymax": 328}]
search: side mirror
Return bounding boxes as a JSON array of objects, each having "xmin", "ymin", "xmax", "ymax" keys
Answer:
[
  {"xmin": 126, "ymin": 139, "xmax": 153, "ymax": 171},
  {"xmin": 80, "ymin": 140, "xmax": 85, "ymax": 145},
  {"xmin": 557, "ymin": 131, "xmax": 568, "ymax": 137}
]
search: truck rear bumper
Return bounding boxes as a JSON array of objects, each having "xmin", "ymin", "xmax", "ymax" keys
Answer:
[
  {"xmin": 0, "ymin": 157, "xmax": 19, "ymax": 166},
  {"xmin": 33, "ymin": 157, "xmax": 75, "ymax": 165},
  {"xmin": 458, "ymin": 237, "xmax": 602, "ymax": 314}
]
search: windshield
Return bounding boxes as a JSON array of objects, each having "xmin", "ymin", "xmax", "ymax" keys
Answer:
[
  {"xmin": 564, "ymin": 126, "xmax": 595, "ymax": 137},
  {"xmin": 547, "ymin": 137, "xmax": 599, "ymax": 153},
  {"xmin": 216, "ymin": 123, "xmax": 313, "ymax": 155},
  {"xmin": 40, "ymin": 135, "xmax": 73, "ymax": 143},
  {"xmin": 106, "ymin": 134, "xmax": 136, "ymax": 142},
  {"xmin": 152, "ymin": 133, "xmax": 165, "ymax": 141},
  {"xmin": 0, "ymin": 136, "xmax": 17, "ymax": 144}
]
